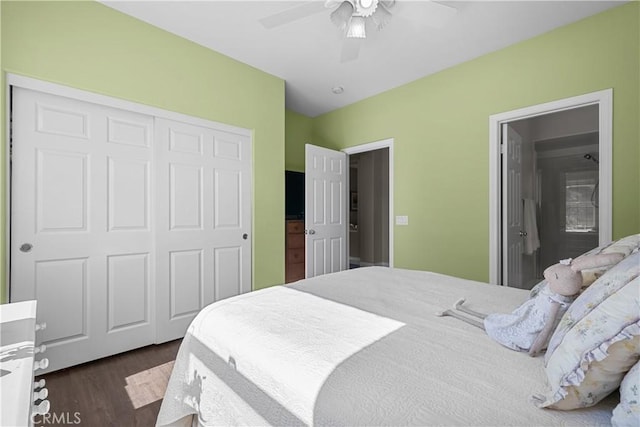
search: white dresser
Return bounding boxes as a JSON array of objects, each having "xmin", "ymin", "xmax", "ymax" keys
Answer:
[{"xmin": 0, "ymin": 300, "xmax": 50, "ymax": 426}]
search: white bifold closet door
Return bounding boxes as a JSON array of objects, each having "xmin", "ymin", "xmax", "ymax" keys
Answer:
[
  {"xmin": 11, "ymin": 87, "xmax": 156, "ymax": 372},
  {"xmin": 10, "ymin": 86, "xmax": 252, "ymax": 372}
]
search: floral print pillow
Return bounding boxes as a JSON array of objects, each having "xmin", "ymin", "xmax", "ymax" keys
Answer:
[
  {"xmin": 546, "ymin": 252, "xmax": 640, "ymax": 362},
  {"xmin": 533, "ymin": 257, "xmax": 639, "ymax": 410},
  {"xmin": 612, "ymin": 361, "xmax": 639, "ymax": 427}
]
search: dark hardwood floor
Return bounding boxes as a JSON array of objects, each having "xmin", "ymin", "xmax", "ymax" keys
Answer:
[{"xmin": 34, "ymin": 340, "xmax": 182, "ymax": 427}]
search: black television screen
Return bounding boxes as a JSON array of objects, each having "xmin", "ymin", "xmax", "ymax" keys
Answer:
[{"xmin": 285, "ymin": 170, "xmax": 305, "ymax": 219}]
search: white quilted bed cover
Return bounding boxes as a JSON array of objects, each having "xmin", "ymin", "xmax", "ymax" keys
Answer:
[{"xmin": 156, "ymin": 267, "xmax": 616, "ymax": 426}]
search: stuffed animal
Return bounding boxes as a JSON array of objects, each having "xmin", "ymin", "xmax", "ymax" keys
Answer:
[{"xmin": 436, "ymin": 253, "xmax": 623, "ymax": 356}]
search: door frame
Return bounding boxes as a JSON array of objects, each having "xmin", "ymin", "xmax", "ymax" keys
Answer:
[
  {"xmin": 488, "ymin": 89, "xmax": 613, "ymax": 285},
  {"xmin": 343, "ymin": 138, "xmax": 394, "ymax": 268},
  {"xmin": 5, "ymin": 73, "xmax": 253, "ymax": 300}
]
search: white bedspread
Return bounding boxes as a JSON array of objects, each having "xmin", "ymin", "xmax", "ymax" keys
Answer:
[{"xmin": 157, "ymin": 267, "xmax": 616, "ymax": 426}]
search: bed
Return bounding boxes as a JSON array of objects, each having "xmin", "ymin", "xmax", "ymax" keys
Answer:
[{"xmin": 156, "ymin": 266, "xmax": 624, "ymax": 426}]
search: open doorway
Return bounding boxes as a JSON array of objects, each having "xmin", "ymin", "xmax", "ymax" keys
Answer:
[
  {"xmin": 348, "ymin": 149, "xmax": 390, "ymax": 268},
  {"xmin": 489, "ymin": 90, "xmax": 612, "ymax": 287},
  {"xmin": 505, "ymin": 105, "xmax": 600, "ymax": 289},
  {"xmin": 301, "ymin": 140, "xmax": 393, "ymax": 280},
  {"xmin": 344, "ymin": 139, "xmax": 394, "ymax": 270}
]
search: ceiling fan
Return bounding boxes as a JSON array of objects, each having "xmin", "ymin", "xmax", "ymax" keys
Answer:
[{"xmin": 259, "ymin": 0, "xmax": 457, "ymax": 62}]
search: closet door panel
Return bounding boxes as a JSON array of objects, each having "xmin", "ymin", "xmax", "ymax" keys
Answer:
[
  {"xmin": 107, "ymin": 253, "xmax": 150, "ymax": 331},
  {"xmin": 35, "ymin": 258, "xmax": 88, "ymax": 344},
  {"xmin": 169, "ymin": 249, "xmax": 203, "ymax": 319},
  {"xmin": 36, "ymin": 150, "xmax": 88, "ymax": 232},
  {"xmin": 213, "ymin": 246, "xmax": 243, "ymax": 301},
  {"xmin": 107, "ymin": 157, "xmax": 150, "ymax": 231},
  {"xmin": 156, "ymin": 118, "xmax": 252, "ymax": 343},
  {"xmin": 213, "ymin": 169, "xmax": 242, "ymax": 228},
  {"xmin": 11, "ymin": 88, "xmax": 155, "ymax": 372},
  {"xmin": 11, "ymin": 83, "xmax": 253, "ymax": 370},
  {"xmin": 107, "ymin": 116, "xmax": 151, "ymax": 148},
  {"xmin": 169, "ymin": 164, "xmax": 203, "ymax": 230}
]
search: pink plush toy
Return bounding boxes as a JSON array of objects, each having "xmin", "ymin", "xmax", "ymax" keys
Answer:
[{"xmin": 437, "ymin": 253, "xmax": 623, "ymax": 356}]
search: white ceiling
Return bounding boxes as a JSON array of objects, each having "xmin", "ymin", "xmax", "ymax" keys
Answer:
[{"xmin": 101, "ymin": 1, "xmax": 625, "ymax": 117}]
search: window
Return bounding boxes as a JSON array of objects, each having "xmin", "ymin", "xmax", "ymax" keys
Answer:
[{"xmin": 565, "ymin": 171, "xmax": 598, "ymax": 232}]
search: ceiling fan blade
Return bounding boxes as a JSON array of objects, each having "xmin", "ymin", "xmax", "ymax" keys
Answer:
[
  {"xmin": 259, "ymin": 1, "xmax": 328, "ymax": 29},
  {"xmin": 402, "ymin": 0, "xmax": 457, "ymax": 29},
  {"xmin": 330, "ymin": 1, "xmax": 355, "ymax": 31},
  {"xmin": 340, "ymin": 38, "xmax": 363, "ymax": 63},
  {"xmin": 371, "ymin": 3, "xmax": 392, "ymax": 31}
]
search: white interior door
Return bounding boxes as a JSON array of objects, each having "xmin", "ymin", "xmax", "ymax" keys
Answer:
[
  {"xmin": 155, "ymin": 118, "xmax": 252, "ymax": 342},
  {"xmin": 305, "ymin": 144, "xmax": 347, "ymax": 278},
  {"xmin": 11, "ymin": 87, "xmax": 155, "ymax": 372},
  {"xmin": 502, "ymin": 124, "xmax": 524, "ymax": 287}
]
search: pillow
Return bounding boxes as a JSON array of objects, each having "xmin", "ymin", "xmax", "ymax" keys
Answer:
[
  {"xmin": 533, "ymin": 252, "xmax": 640, "ymax": 410},
  {"xmin": 529, "ymin": 234, "xmax": 640, "ymax": 299},
  {"xmin": 546, "ymin": 252, "xmax": 640, "ymax": 360},
  {"xmin": 577, "ymin": 233, "xmax": 640, "ymax": 259},
  {"xmin": 579, "ymin": 234, "xmax": 640, "ymax": 287},
  {"xmin": 612, "ymin": 361, "xmax": 640, "ymax": 427}
]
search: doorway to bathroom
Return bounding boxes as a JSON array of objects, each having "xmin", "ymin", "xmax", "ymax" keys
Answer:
[{"xmin": 489, "ymin": 90, "xmax": 612, "ymax": 288}]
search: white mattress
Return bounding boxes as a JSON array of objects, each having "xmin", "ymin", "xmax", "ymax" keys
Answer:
[{"xmin": 156, "ymin": 267, "xmax": 617, "ymax": 426}]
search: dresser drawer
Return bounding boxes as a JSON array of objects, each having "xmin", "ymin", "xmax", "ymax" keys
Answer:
[
  {"xmin": 285, "ymin": 262, "xmax": 305, "ymax": 283},
  {"xmin": 287, "ymin": 247, "xmax": 304, "ymax": 264},
  {"xmin": 285, "ymin": 220, "xmax": 305, "ymax": 284},
  {"xmin": 287, "ymin": 233, "xmax": 304, "ymax": 249},
  {"xmin": 287, "ymin": 220, "xmax": 304, "ymax": 234}
]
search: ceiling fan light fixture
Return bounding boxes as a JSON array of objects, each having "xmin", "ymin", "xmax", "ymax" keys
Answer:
[
  {"xmin": 346, "ymin": 16, "xmax": 366, "ymax": 38},
  {"xmin": 330, "ymin": 1, "xmax": 355, "ymax": 31},
  {"xmin": 356, "ymin": 0, "xmax": 378, "ymax": 17}
]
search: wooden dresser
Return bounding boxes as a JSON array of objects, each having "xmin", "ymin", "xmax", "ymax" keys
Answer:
[{"xmin": 285, "ymin": 220, "xmax": 305, "ymax": 283}]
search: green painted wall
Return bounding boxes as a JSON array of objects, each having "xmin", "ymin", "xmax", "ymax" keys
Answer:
[
  {"xmin": 1, "ymin": 1, "xmax": 285, "ymax": 303},
  {"xmin": 285, "ymin": 108, "xmax": 313, "ymax": 172},
  {"xmin": 306, "ymin": 2, "xmax": 640, "ymax": 282}
]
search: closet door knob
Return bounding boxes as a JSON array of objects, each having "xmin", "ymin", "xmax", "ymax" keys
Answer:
[
  {"xmin": 242, "ymin": 233, "xmax": 248, "ymax": 240},
  {"xmin": 20, "ymin": 243, "xmax": 33, "ymax": 252}
]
